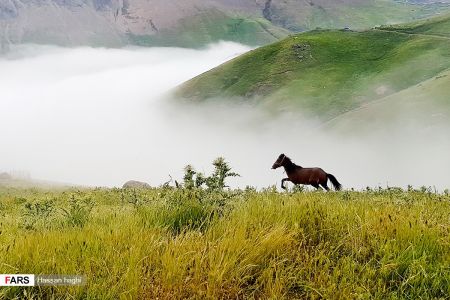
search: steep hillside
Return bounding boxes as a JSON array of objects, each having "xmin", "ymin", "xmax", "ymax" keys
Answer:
[
  {"xmin": 1, "ymin": 0, "xmax": 449, "ymax": 48},
  {"xmin": 176, "ymin": 14, "xmax": 450, "ymax": 119}
]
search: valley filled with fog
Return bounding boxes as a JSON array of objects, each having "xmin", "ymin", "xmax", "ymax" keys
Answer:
[{"xmin": 1, "ymin": 43, "xmax": 449, "ymax": 190}]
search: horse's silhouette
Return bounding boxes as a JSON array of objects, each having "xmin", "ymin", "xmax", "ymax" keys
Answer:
[{"xmin": 272, "ymin": 154, "xmax": 341, "ymax": 191}]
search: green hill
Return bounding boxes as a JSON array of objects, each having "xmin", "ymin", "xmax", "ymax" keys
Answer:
[{"xmin": 176, "ymin": 14, "xmax": 450, "ymax": 120}]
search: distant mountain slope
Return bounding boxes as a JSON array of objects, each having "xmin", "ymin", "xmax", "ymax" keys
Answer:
[
  {"xmin": 128, "ymin": 10, "xmax": 289, "ymax": 48},
  {"xmin": 1, "ymin": 0, "xmax": 450, "ymax": 48},
  {"xmin": 323, "ymin": 69, "xmax": 450, "ymax": 134},
  {"xmin": 379, "ymin": 12, "xmax": 450, "ymax": 37},
  {"xmin": 259, "ymin": 0, "xmax": 450, "ymax": 31},
  {"xmin": 0, "ymin": 0, "xmax": 282, "ymax": 48},
  {"xmin": 176, "ymin": 14, "xmax": 450, "ymax": 119},
  {"xmin": 0, "ymin": 175, "xmax": 73, "ymax": 188}
]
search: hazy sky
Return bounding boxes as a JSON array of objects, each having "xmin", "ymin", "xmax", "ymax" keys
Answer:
[{"xmin": 1, "ymin": 43, "xmax": 449, "ymax": 190}]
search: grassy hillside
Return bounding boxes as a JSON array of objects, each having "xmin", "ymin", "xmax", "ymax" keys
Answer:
[
  {"xmin": 176, "ymin": 14, "xmax": 450, "ymax": 119},
  {"xmin": 0, "ymin": 186, "xmax": 449, "ymax": 299}
]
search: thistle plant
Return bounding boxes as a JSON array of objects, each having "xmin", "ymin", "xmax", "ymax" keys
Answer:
[
  {"xmin": 183, "ymin": 165, "xmax": 196, "ymax": 189},
  {"xmin": 182, "ymin": 157, "xmax": 240, "ymax": 191}
]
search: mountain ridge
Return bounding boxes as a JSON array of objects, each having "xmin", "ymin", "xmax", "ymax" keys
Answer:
[{"xmin": 1, "ymin": 0, "xmax": 450, "ymax": 48}]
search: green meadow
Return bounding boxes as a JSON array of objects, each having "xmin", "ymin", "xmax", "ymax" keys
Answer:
[{"xmin": 1, "ymin": 185, "xmax": 449, "ymax": 299}]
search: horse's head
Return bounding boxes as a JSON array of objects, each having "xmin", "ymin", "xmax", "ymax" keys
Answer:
[{"xmin": 272, "ymin": 154, "xmax": 287, "ymax": 169}]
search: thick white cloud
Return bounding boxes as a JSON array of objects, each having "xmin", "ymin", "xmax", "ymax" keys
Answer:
[{"xmin": 0, "ymin": 43, "xmax": 252, "ymax": 186}]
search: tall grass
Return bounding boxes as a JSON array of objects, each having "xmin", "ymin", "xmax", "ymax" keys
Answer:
[{"xmin": 0, "ymin": 186, "xmax": 449, "ymax": 299}]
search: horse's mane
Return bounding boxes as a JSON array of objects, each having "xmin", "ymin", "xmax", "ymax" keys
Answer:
[{"xmin": 284, "ymin": 156, "xmax": 302, "ymax": 169}]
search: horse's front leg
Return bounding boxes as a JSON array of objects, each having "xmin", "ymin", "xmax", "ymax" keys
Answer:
[{"xmin": 281, "ymin": 178, "xmax": 290, "ymax": 190}]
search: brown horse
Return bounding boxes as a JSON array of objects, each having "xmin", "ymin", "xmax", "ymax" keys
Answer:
[{"xmin": 272, "ymin": 154, "xmax": 342, "ymax": 191}]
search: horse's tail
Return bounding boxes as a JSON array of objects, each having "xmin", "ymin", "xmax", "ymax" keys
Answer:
[{"xmin": 327, "ymin": 173, "xmax": 342, "ymax": 191}]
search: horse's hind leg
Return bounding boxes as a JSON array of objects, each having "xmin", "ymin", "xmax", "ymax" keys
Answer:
[
  {"xmin": 312, "ymin": 183, "xmax": 322, "ymax": 190},
  {"xmin": 320, "ymin": 183, "xmax": 330, "ymax": 191},
  {"xmin": 281, "ymin": 178, "xmax": 290, "ymax": 190}
]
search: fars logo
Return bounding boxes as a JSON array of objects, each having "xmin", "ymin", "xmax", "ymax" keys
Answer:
[{"xmin": 0, "ymin": 274, "xmax": 35, "ymax": 286}]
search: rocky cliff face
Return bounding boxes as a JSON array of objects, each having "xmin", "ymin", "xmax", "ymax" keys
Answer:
[
  {"xmin": 0, "ymin": 0, "xmax": 124, "ymax": 47},
  {"xmin": 1, "ymin": 0, "xmax": 449, "ymax": 48}
]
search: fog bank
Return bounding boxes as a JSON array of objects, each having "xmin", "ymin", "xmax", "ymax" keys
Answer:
[{"xmin": 1, "ymin": 44, "xmax": 449, "ymax": 190}]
